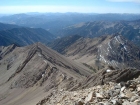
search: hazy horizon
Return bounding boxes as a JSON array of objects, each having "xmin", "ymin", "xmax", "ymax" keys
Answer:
[
  {"xmin": 1, "ymin": 12, "xmax": 140, "ymax": 16},
  {"xmin": 0, "ymin": 0, "xmax": 140, "ymax": 14}
]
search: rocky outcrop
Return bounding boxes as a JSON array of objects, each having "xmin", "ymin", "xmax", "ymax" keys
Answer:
[
  {"xmin": 7, "ymin": 45, "xmax": 38, "ymax": 82},
  {"xmin": 0, "ymin": 44, "xmax": 17, "ymax": 59},
  {"xmin": 37, "ymin": 75, "xmax": 140, "ymax": 105},
  {"xmin": 81, "ymin": 69, "xmax": 140, "ymax": 89}
]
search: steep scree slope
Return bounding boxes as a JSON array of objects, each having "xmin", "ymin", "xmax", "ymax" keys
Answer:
[{"xmin": 0, "ymin": 43, "xmax": 91, "ymax": 105}]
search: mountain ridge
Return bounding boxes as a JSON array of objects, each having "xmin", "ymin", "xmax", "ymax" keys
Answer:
[
  {"xmin": 0, "ymin": 13, "xmax": 140, "ymax": 35},
  {"xmin": 0, "ymin": 42, "xmax": 140, "ymax": 105},
  {"xmin": 0, "ymin": 22, "xmax": 20, "ymax": 31},
  {"xmin": 48, "ymin": 35, "xmax": 82, "ymax": 54},
  {"xmin": 58, "ymin": 20, "xmax": 140, "ymax": 46},
  {"xmin": 0, "ymin": 27, "xmax": 55, "ymax": 46},
  {"xmin": 0, "ymin": 43, "xmax": 92, "ymax": 105},
  {"xmin": 49, "ymin": 34, "xmax": 140, "ymax": 70}
]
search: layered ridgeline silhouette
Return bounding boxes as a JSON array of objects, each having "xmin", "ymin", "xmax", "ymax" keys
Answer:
[
  {"xmin": 0, "ymin": 13, "xmax": 140, "ymax": 36},
  {"xmin": 0, "ymin": 22, "xmax": 20, "ymax": 31},
  {"xmin": 58, "ymin": 20, "xmax": 140, "ymax": 46}
]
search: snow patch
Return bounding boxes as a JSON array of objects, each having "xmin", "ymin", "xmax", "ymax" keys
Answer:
[
  {"xmin": 100, "ymin": 55, "xmax": 106, "ymax": 63},
  {"xmin": 115, "ymin": 36, "xmax": 120, "ymax": 43},
  {"xmin": 108, "ymin": 42, "xmax": 112, "ymax": 49},
  {"xmin": 117, "ymin": 36, "xmax": 124, "ymax": 45},
  {"xmin": 115, "ymin": 36, "xmax": 124, "ymax": 45},
  {"xmin": 106, "ymin": 69, "xmax": 111, "ymax": 72},
  {"xmin": 42, "ymin": 74, "xmax": 44, "ymax": 77},
  {"xmin": 124, "ymin": 46, "xmax": 127, "ymax": 51}
]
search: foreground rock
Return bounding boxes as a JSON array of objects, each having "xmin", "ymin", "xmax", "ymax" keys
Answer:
[
  {"xmin": 37, "ymin": 75, "xmax": 140, "ymax": 105},
  {"xmin": 80, "ymin": 68, "xmax": 140, "ymax": 89}
]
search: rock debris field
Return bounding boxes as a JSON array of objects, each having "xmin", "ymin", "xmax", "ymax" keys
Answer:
[{"xmin": 37, "ymin": 75, "xmax": 140, "ymax": 105}]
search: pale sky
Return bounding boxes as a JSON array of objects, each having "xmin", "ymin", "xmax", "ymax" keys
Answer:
[{"xmin": 0, "ymin": 0, "xmax": 140, "ymax": 14}]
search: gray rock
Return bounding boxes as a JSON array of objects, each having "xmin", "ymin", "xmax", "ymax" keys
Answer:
[
  {"xmin": 111, "ymin": 99, "xmax": 118, "ymax": 105},
  {"xmin": 104, "ymin": 92, "xmax": 110, "ymax": 99},
  {"xmin": 74, "ymin": 100, "xmax": 84, "ymax": 105},
  {"xmin": 116, "ymin": 99, "xmax": 123, "ymax": 105},
  {"xmin": 98, "ymin": 102, "xmax": 104, "ymax": 105},
  {"xmin": 130, "ymin": 96, "xmax": 138, "ymax": 102},
  {"xmin": 104, "ymin": 101, "xmax": 112, "ymax": 105},
  {"xmin": 134, "ymin": 99, "xmax": 140, "ymax": 103},
  {"xmin": 122, "ymin": 101, "xmax": 137, "ymax": 105},
  {"xmin": 96, "ymin": 93, "xmax": 104, "ymax": 99},
  {"xmin": 85, "ymin": 102, "xmax": 90, "ymax": 105},
  {"xmin": 121, "ymin": 86, "xmax": 126, "ymax": 92},
  {"xmin": 115, "ymin": 89, "xmax": 121, "ymax": 95},
  {"xmin": 85, "ymin": 92, "xmax": 95, "ymax": 102},
  {"xmin": 137, "ymin": 85, "xmax": 140, "ymax": 92},
  {"xmin": 108, "ymin": 89, "xmax": 120, "ymax": 97},
  {"xmin": 120, "ymin": 91, "xmax": 126, "ymax": 99},
  {"xmin": 129, "ymin": 82, "xmax": 137, "ymax": 91},
  {"xmin": 125, "ymin": 90, "xmax": 134, "ymax": 98},
  {"xmin": 114, "ymin": 85, "xmax": 121, "ymax": 89}
]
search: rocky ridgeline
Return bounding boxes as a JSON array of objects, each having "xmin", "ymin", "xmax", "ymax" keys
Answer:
[{"xmin": 37, "ymin": 75, "xmax": 140, "ymax": 105}]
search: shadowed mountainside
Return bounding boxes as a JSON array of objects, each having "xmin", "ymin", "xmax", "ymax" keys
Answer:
[
  {"xmin": 0, "ymin": 27, "xmax": 55, "ymax": 46},
  {"xmin": 48, "ymin": 35, "xmax": 82, "ymax": 54},
  {"xmin": 0, "ymin": 22, "xmax": 20, "ymax": 31}
]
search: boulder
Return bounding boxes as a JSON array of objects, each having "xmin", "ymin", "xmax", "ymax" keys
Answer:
[
  {"xmin": 96, "ymin": 93, "xmax": 104, "ymax": 99},
  {"xmin": 85, "ymin": 92, "xmax": 95, "ymax": 102}
]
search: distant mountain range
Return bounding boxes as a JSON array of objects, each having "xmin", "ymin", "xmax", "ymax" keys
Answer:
[
  {"xmin": 58, "ymin": 20, "xmax": 140, "ymax": 46},
  {"xmin": 0, "ymin": 13, "xmax": 140, "ymax": 46},
  {"xmin": 0, "ymin": 13, "xmax": 140, "ymax": 36},
  {"xmin": 49, "ymin": 34, "xmax": 140, "ymax": 70},
  {"xmin": 0, "ymin": 22, "xmax": 20, "ymax": 31},
  {"xmin": 0, "ymin": 27, "xmax": 54, "ymax": 46}
]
